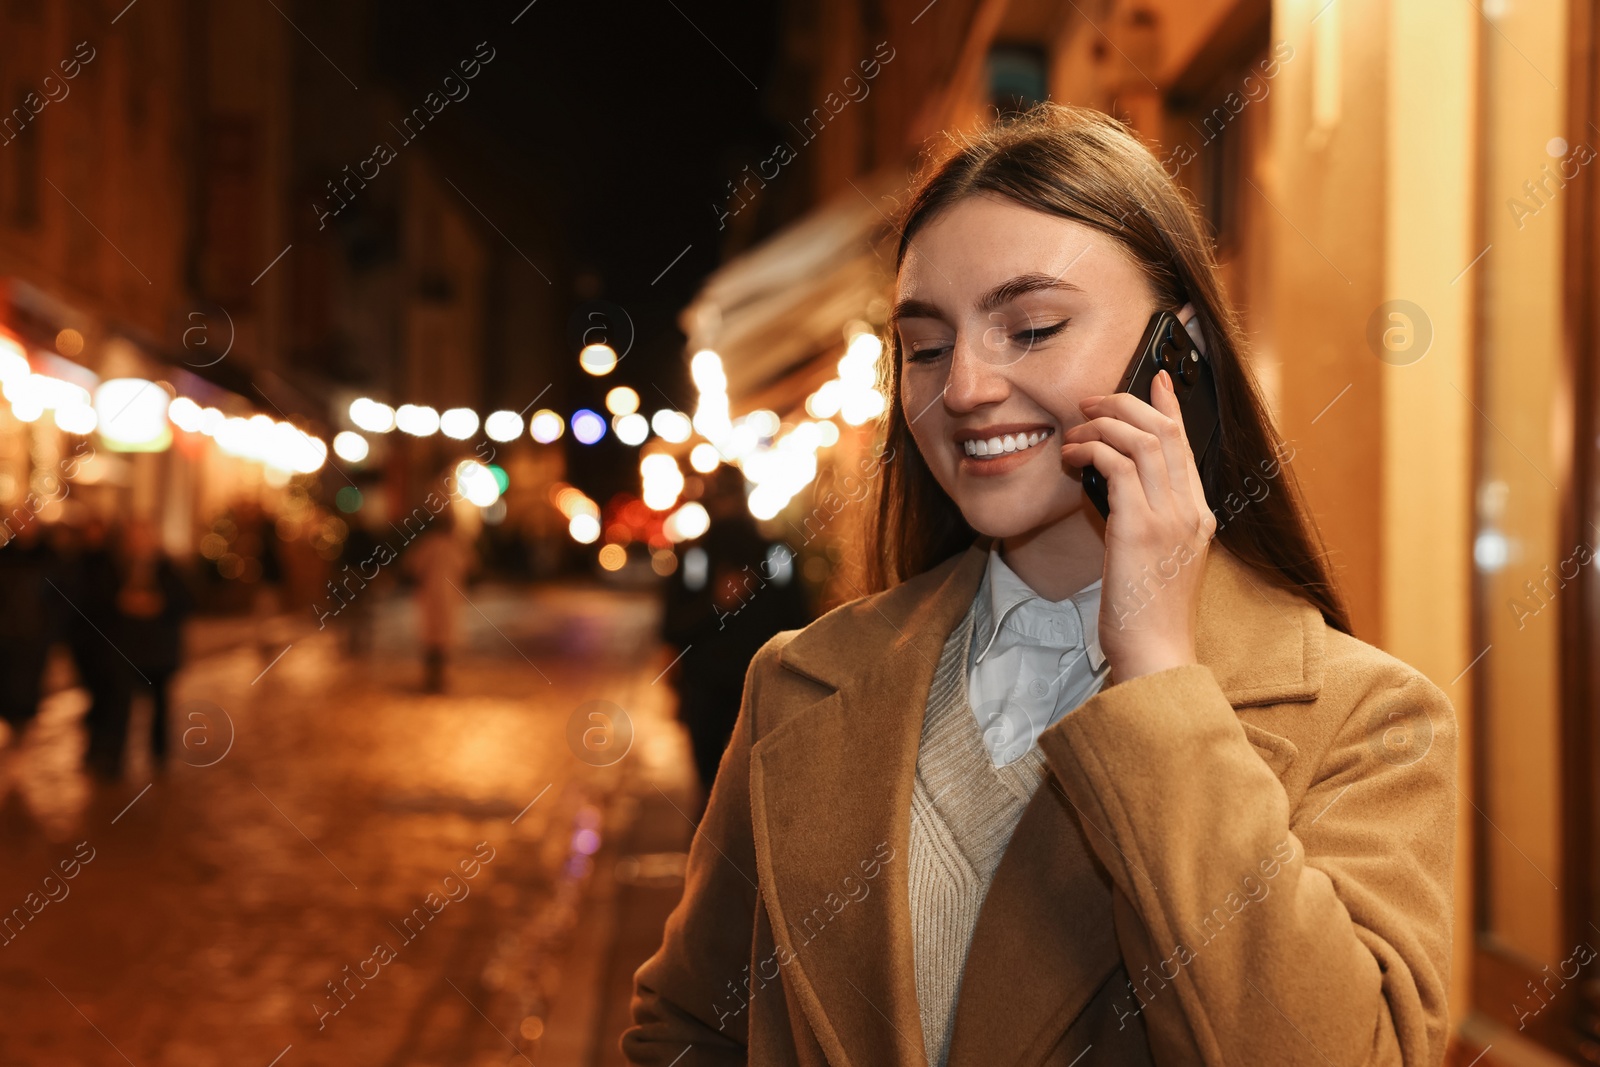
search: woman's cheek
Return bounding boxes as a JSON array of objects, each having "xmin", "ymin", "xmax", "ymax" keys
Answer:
[
  {"xmin": 901, "ymin": 387, "xmax": 945, "ymax": 460},
  {"xmin": 905, "ymin": 419, "xmax": 947, "ymax": 480}
]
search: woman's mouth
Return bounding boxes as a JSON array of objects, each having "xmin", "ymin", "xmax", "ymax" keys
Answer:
[
  {"xmin": 960, "ymin": 428, "xmax": 1054, "ymax": 458},
  {"xmin": 955, "ymin": 426, "xmax": 1055, "ymax": 476}
]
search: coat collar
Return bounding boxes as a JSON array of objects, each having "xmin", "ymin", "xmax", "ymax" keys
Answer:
[
  {"xmin": 749, "ymin": 536, "xmax": 1326, "ymax": 1067},
  {"xmin": 780, "ymin": 534, "xmax": 1326, "ymax": 708}
]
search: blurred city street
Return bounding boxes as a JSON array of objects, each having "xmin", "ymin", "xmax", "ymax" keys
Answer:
[
  {"xmin": 0, "ymin": 583, "xmax": 694, "ymax": 1067},
  {"xmin": 0, "ymin": 0, "xmax": 1593, "ymax": 1059}
]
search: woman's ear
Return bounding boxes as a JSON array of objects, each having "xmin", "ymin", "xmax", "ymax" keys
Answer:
[{"xmin": 1177, "ymin": 301, "xmax": 1208, "ymax": 356}]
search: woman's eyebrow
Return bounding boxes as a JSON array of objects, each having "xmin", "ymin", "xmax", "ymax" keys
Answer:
[
  {"xmin": 977, "ymin": 273, "xmax": 1085, "ymax": 311},
  {"xmin": 891, "ymin": 297, "xmax": 946, "ymax": 324},
  {"xmin": 892, "ymin": 274, "xmax": 1085, "ymax": 325}
]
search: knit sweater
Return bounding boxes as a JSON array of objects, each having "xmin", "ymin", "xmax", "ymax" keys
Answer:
[{"xmin": 909, "ymin": 596, "xmax": 1052, "ymax": 1066}]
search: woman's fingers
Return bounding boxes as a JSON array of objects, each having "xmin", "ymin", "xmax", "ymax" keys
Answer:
[
  {"xmin": 1064, "ymin": 411, "xmax": 1174, "ymax": 522},
  {"xmin": 1060, "ymin": 437, "xmax": 1151, "ymax": 518},
  {"xmin": 1077, "ymin": 379, "xmax": 1207, "ymax": 527},
  {"xmin": 1145, "ymin": 372, "xmax": 1215, "ymax": 534},
  {"xmin": 1061, "ymin": 421, "xmax": 1170, "ymax": 517}
]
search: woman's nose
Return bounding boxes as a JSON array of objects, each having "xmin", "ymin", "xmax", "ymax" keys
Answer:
[{"xmin": 942, "ymin": 331, "xmax": 1012, "ymax": 412}]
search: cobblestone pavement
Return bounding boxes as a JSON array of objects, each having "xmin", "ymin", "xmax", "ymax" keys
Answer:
[{"xmin": 0, "ymin": 581, "xmax": 698, "ymax": 1067}]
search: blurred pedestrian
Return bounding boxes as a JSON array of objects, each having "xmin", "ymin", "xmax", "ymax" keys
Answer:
[
  {"xmin": 660, "ymin": 466, "xmax": 809, "ymax": 802},
  {"xmin": 337, "ymin": 518, "xmax": 386, "ymax": 657},
  {"xmin": 64, "ymin": 517, "xmax": 124, "ymax": 769},
  {"xmin": 101, "ymin": 520, "xmax": 193, "ymax": 776},
  {"xmin": 0, "ymin": 521, "xmax": 60, "ymax": 740},
  {"xmin": 405, "ymin": 507, "xmax": 473, "ymax": 693},
  {"xmin": 232, "ymin": 501, "xmax": 286, "ymax": 657}
]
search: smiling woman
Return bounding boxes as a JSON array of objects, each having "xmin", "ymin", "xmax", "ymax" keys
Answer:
[
  {"xmin": 624, "ymin": 104, "xmax": 1458, "ymax": 1067},
  {"xmin": 873, "ymin": 110, "xmax": 1345, "ymax": 623}
]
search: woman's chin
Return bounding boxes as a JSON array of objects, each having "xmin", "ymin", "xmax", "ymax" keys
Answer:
[{"xmin": 959, "ymin": 502, "xmax": 1077, "ymax": 542}]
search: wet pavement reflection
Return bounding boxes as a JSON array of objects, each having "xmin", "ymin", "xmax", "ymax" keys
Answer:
[{"xmin": 0, "ymin": 582, "xmax": 693, "ymax": 1066}]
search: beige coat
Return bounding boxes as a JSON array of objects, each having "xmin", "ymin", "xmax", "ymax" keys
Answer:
[{"xmin": 624, "ymin": 537, "xmax": 1457, "ymax": 1066}]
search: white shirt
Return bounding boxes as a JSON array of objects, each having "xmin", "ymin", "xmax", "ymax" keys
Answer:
[{"xmin": 966, "ymin": 545, "xmax": 1110, "ymax": 767}]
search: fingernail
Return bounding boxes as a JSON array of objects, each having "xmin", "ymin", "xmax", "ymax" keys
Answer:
[{"xmin": 1082, "ymin": 394, "xmax": 1104, "ymax": 405}]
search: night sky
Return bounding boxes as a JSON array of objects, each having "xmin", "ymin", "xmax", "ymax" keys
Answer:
[
  {"xmin": 373, "ymin": 0, "xmax": 786, "ymax": 395},
  {"xmin": 356, "ymin": 0, "xmax": 786, "ymax": 503}
]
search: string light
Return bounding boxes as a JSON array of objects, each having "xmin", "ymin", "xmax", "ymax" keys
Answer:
[
  {"xmin": 614, "ymin": 412, "xmax": 649, "ymax": 445},
  {"xmin": 484, "ymin": 410, "xmax": 524, "ymax": 442},
  {"xmin": 528, "ymin": 409, "xmax": 563, "ymax": 443},
  {"xmin": 395, "ymin": 404, "xmax": 440, "ymax": 436},
  {"xmin": 572, "ymin": 408, "xmax": 606, "ymax": 444},
  {"xmin": 440, "ymin": 407, "xmax": 479, "ymax": 440},
  {"xmin": 350, "ymin": 398, "xmax": 396, "ymax": 433},
  {"xmin": 0, "ymin": 332, "xmax": 867, "ymax": 538}
]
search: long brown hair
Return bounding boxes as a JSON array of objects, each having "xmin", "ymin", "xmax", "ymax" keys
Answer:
[{"xmin": 865, "ymin": 104, "xmax": 1352, "ymax": 635}]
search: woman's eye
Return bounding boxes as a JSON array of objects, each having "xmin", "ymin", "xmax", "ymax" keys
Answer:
[
  {"xmin": 1013, "ymin": 320, "xmax": 1068, "ymax": 346},
  {"xmin": 904, "ymin": 342, "xmax": 951, "ymax": 364}
]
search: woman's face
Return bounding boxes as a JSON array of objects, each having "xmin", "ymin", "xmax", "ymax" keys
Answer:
[{"xmin": 894, "ymin": 194, "xmax": 1163, "ymax": 540}]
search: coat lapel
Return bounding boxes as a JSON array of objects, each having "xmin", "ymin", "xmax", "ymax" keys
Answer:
[
  {"xmin": 751, "ymin": 536, "xmax": 1327, "ymax": 1067},
  {"xmin": 751, "ymin": 543, "xmax": 987, "ymax": 1066},
  {"xmin": 945, "ymin": 775, "xmax": 1123, "ymax": 1065}
]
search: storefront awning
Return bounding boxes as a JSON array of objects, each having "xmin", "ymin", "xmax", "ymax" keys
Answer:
[{"xmin": 679, "ymin": 168, "xmax": 907, "ymax": 408}]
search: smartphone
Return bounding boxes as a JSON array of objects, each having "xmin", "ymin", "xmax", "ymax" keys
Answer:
[{"xmin": 1080, "ymin": 310, "xmax": 1220, "ymax": 520}]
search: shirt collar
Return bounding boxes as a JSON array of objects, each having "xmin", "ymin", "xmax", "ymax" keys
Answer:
[{"xmin": 971, "ymin": 543, "xmax": 1107, "ymax": 672}]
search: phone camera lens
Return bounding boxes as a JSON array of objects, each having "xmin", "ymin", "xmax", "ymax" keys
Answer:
[
  {"xmin": 1179, "ymin": 349, "xmax": 1200, "ymax": 385},
  {"xmin": 1157, "ymin": 339, "xmax": 1180, "ymax": 377}
]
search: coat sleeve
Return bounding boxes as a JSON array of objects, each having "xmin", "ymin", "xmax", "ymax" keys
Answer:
[
  {"xmin": 621, "ymin": 632, "xmax": 791, "ymax": 1066},
  {"xmin": 1036, "ymin": 661, "xmax": 1456, "ymax": 1067}
]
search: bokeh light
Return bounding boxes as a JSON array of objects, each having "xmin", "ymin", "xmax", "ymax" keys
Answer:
[
  {"xmin": 614, "ymin": 412, "xmax": 649, "ymax": 445},
  {"xmin": 529, "ymin": 408, "xmax": 564, "ymax": 443},
  {"xmin": 664, "ymin": 501, "xmax": 710, "ymax": 542},
  {"xmin": 440, "ymin": 407, "xmax": 479, "ymax": 440},
  {"xmin": 572, "ymin": 408, "xmax": 606, "ymax": 444},
  {"xmin": 167, "ymin": 396, "xmax": 204, "ymax": 433},
  {"xmin": 689, "ymin": 442, "xmax": 721, "ymax": 473},
  {"xmin": 650, "ymin": 409, "xmax": 691, "ymax": 443},
  {"xmin": 395, "ymin": 404, "xmax": 440, "ymax": 436},
  {"xmin": 333, "ymin": 431, "xmax": 369, "ymax": 462},
  {"xmin": 579, "ymin": 343, "xmax": 618, "ymax": 376},
  {"xmin": 454, "ymin": 459, "xmax": 502, "ymax": 507},
  {"xmin": 605, "ymin": 386, "xmax": 640, "ymax": 415},
  {"xmin": 484, "ymin": 410, "xmax": 524, "ymax": 442},
  {"xmin": 94, "ymin": 379, "xmax": 167, "ymax": 447},
  {"xmin": 350, "ymin": 397, "xmax": 396, "ymax": 433},
  {"xmin": 569, "ymin": 513, "xmax": 600, "ymax": 543}
]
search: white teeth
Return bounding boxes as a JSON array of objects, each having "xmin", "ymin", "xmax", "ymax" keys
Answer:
[{"xmin": 962, "ymin": 429, "xmax": 1052, "ymax": 459}]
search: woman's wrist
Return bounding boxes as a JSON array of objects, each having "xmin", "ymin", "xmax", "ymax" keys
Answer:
[{"xmin": 1112, "ymin": 645, "xmax": 1198, "ymax": 683}]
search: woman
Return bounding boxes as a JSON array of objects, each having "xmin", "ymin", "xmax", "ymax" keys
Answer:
[
  {"xmin": 624, "ymin": 105, "xmax": 1456, "ymax": 1066},
  {"xmin": 405, "ymin": 505, "xmax": 474, "ymax": 693}
]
